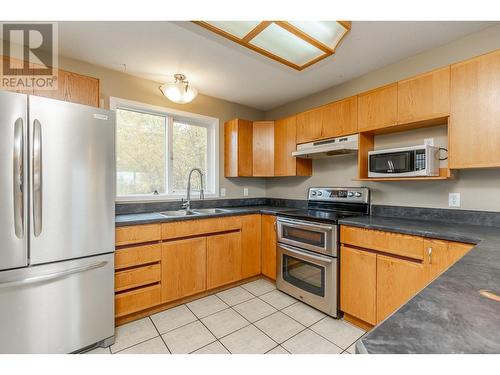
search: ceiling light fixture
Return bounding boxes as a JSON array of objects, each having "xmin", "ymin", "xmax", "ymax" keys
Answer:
[
  {"xmin": 193, "ymin": 21, "xmax": 351, "ymax": 71},
  {"xmin": 159, "ymin": 74, "xmax": 198, "ymax": 104}
]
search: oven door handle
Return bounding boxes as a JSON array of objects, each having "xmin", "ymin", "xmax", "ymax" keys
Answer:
[
  {"xmin": 277, "ymin": 218, "xmax": 334, "ymax": 232},
  {"xmin": 280, "ymin": 243, "xmax": 333, "ymax": 265}
]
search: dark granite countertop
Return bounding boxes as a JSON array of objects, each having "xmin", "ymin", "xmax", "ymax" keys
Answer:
[
  {"xmin": 338, "ymin": 216, "xmax": 500, "ymax": 354},
  {"xmin": 115, "ymin": 205, "xmax": 299, "ymax": 227}
]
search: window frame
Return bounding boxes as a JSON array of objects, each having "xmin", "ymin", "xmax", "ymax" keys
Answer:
[{"xmin": 111, "ymin": 97, "xmax": 220, "ymax": 202}]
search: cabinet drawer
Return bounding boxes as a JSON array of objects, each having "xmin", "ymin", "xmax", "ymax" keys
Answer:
[
  {"xmin": 116, "ymin": 224, "xmax": 161, "ymax": 246},
  {"xmin": 115, "ymin": 264, "xmax": 161, "ymax": 292},
  {"xmin": 115, "ymin": 243, "xmax": 161, "ymax": 270},
  {"xmin": 341, "ymin": 226, "xmax": 424, "ymax": 260},
  {"xmin": 115, "ymin": 284, "xmax": 161, "ymax": 318},
  {"xmin": 162, "ymin": 216, "xmax": 242, "ymax": 240}
]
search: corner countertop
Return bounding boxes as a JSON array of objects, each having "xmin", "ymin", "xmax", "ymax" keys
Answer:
[
  {"xmin": 338, "ymin": 216, "xmax": 500, "ymax": 354},
  {"xmin": 115, "ymin": 205, "xmax": 298, "ymax": 227}
]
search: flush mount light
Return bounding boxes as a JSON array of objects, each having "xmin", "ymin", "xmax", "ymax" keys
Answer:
[
  {"xmin": 159, "ymin": 74, "xmax": 198, "ymax": 104},
  {"xmin": 193, "ymin": 21, "xmax": 351, "ymax": 71}
]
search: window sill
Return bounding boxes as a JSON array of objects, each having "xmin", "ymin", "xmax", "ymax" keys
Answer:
[{"xmin": 115, "ymin": 193, "xmax": 220, "ymax": 203}]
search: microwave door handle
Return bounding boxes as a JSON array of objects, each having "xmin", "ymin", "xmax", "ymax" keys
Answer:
[
  {"xmin": 33, "ymin": 119, "xmax": 43, "ymax": 237},
  {"xmin": 13, "ymin": 118, "xmax": 24, "ymax": 239}
]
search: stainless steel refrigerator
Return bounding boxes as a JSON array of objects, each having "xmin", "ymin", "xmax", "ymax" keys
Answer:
[{"xmin": 0, "ymin": 91, "xmax": 115, "ymax": 353}]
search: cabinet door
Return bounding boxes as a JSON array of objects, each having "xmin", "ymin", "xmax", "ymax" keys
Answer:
[
  {"xmin": 358, "ymin": 83, "xmax": 398, "ymax": 132},
  {"xmin": 252, "ymin": 121, "xmax": 275, "ymax": 176},
  {"xmin": 207, "ymin": 231, "xmax": 242, "ymax": 289},
  {"xmin": 397, "ymin": 66, "xmax": 450, "ymax": 124},
  {"xmin": 322, "ymin": 96, "xmax": 358, "ymax": 138},
  {"xmin": 274, "ymin": 116, "xmax": 312, "ymax": 176},
  {"xmin": 296, "ymin": 107, "xmax": 323, "ymax": 143},
  {"xmin": 224, "ymin": 119, "xmax": 253, "ymax": 177},
  {"xmin": 241, "ymin": 214, "xmax": 262, "ymax": 278},
  {"xmin": 425, "ymin": 239, "xmax": 473, "ymax": 282},
  {"xmin": 161, "ymin": 237, "xmax": 206, "ymax": 302},
  {"xmin": 376, "ymin": 254, "xmax": 427, "ymax": 323},
  {"xmin": 33, "ymin": 69, "xmax": 100, "ymax": 107},
  {"xmin": 261, "ymin": 215, "xmax": 277, "ymax": 280},
  {"xmin": 340, "ymin": 246, "xmax": 377, "ymax": 325},
  {"xmin": 450, "ymin": 50, "xmax": 500, "ymax": 168},
  {"xmin": 1, "ymin": 55, "xmax": 34, "ymax": 94}
]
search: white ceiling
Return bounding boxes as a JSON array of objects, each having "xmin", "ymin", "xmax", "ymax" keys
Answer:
[{"xmin": 58, "ymin": 21, "xmax": 496, "ymax": 110}]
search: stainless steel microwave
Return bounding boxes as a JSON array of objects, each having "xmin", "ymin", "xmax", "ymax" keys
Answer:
[{"xmin": 368, "ymin": 144, "xmax": 439, "ymax": 177}]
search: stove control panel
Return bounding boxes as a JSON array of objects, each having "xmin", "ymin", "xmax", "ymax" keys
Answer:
[{"xmin": 308, "ymin": 187, "xmax": 370, "ymax": 204}]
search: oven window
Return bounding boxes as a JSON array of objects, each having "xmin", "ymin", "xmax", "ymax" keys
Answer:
[
  {"xmin": 370, "ymin": 151, "xmax": 412, "ymax": 173},
  {"xmin": 283, "ymin": 254, "xmax": 325, "ymax": 297},
  {"xmin": 282, "ymin": 226, "xmax": 325, "ymax": 248}
]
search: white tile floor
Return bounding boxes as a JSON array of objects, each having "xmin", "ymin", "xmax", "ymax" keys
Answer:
[{"xmin": 85, "ymin": 278, "xmax": 366, "ymax": 354}]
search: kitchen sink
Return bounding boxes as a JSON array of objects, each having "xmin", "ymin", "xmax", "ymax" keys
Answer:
[
  {"xmin": 159, "ymin": 210, "xmax": 199, "ymax": 217},
  {"xmin": 191, "ymin": 208, "xmax": 232, "ymax": 214}
]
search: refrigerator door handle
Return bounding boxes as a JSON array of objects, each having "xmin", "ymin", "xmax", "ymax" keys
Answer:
[
  {"xmin": 13, "ymin": 117, "xmax": 24, "ymax": 239},
  {"xmin": 33, "ymin": 119, "xmax": 43, "ymax": 237},
  {"xmin": 0, "ymin": 261, "xmax": 108, "ymax": 289}
]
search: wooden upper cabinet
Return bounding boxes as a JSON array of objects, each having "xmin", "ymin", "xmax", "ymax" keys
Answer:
[
  {"xmin": 252, "ymin": 121, "xmax": 275, "ymax": 177},
  {"xmin": 224, "ymin": 118, "xmax": 253, "ymax": 177},
  {"xmin": 322, "ymin": 96, "xmax": 358, "ymax": 138},
  {"xmin": 450, "ymin": 49, "xmax": 500, "ymax": 169},
  {"xmin": 397, "ymin": 66, "xmax": 450, "ymax": 124},
  {"xmin": 274, "ymin": 115, "xmax": 312, "ymax": 176},
  {"xmin": 296, "ymin": 107, "xmax": 323, "ymax": 143},
  {"xmin": 358, "ymin": 83, "xmax": 398, "ymax": 132},
  {"xmin": 296, "ymin": 96, "xmax": 358, "ymax": 143},
  {"xmin": 1, "ymin": 56, "xmax": 100, "ymax": 106},
  {"xmin": 34, "ymin": 70, "xmax": 100, "ymax": 107}
]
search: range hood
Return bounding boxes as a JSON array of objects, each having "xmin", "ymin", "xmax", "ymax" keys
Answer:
[{"xmin": 292, "ymin": 134, "xmax": 358, "ymax": 159}]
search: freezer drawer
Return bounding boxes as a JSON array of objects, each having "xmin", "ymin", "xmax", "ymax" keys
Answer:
[{"xmin": 0, "ymin": 253, "xmax": 114, "ymax": 353}]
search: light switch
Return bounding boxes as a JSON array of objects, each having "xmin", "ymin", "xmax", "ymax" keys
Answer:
[
  {"xmin": 220, "ymin": 188, "xmax": 226, "ymax": 197},
  {"xmin": 243, "ymin": 188, "xmax": 249, "ymax": 197},
  {"xmin": 449, "ymin": 193, "xmax": 461, "ymax": 208}
]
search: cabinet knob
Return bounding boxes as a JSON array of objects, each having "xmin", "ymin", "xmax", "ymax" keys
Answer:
[{"xmin": 428, "ymin": 247, "xmax": 433, "ymax": 264}]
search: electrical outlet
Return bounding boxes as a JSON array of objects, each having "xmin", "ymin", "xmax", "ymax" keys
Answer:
[
  {"xmin": 220, "ymin": 188, "xmax": 226, "ymax": 197},
  {"xmin": 449, "ymin": 193, "xmax": 461, "ymax": 208},
  {"xmin": 243, "ymin": 188, "xmax": 249, "ymax": 197},
  {"xmin": 424, "ymin": 138, "xmax": 434, "ymax": 146}
]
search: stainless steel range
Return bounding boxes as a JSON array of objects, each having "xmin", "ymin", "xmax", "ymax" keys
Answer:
[{"xmin": 276, "ymin": 187, "xmax": 370, "ymax": 318}]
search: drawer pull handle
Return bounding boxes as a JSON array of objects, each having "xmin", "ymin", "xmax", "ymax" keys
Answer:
[{"xmin": 428, "ymin": 247, "xmax": 432, "ymax": 264}]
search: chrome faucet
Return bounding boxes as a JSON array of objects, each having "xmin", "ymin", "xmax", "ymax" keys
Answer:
[{"xmin": 181, "ymin": 168, "xmax": 204, "ymax": 211}]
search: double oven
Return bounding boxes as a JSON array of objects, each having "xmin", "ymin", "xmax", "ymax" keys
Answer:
[{"xmin": 276, "ymin": 217, "xmax": 339, "ymax": 317}]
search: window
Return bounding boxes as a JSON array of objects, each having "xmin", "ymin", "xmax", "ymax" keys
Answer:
[{"xmin": 112, "ymin": 98, "xmax": 219, "ymax": 201}]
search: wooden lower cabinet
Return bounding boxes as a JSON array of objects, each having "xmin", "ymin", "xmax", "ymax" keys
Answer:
[
  {"xmin": 340, "ymin": 246, "xmax": 377, "ymax": 325},
  {"xmin": 207, "ymin": 231, "xmax": 243, "ymax": 289},
  {"xmin": 115, "ymin": 263, "xmax": 161, "ymax": 292},
  {"xmin": 241, "ymin": 214, "xmax": 262, "ymax": 278},
  {"xmin": 261, "ymin": 214, "xmax": 277, "ymax": 280},
  {"xmin": 161, "ymin": 237, "xmax": 207, "ymax": 302},
  {"xmin": 376, "ymin": 254, "xmax": 427, "ymax": 322},
  {"xmin": 114, "ymin": 214, "xmax": 282, "ymax": 322},
  {"xmin": 340, "ymin": 225, "xmax": 474, "ymax": 328},
  {"xmin": 115, "ymin": 284, "xmax": 162, "ymax": 318}
]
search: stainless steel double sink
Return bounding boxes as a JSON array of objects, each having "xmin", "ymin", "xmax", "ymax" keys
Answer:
[{"xmin": 159, "ymin": 208, "xmax": 232, "ymax": 217}]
